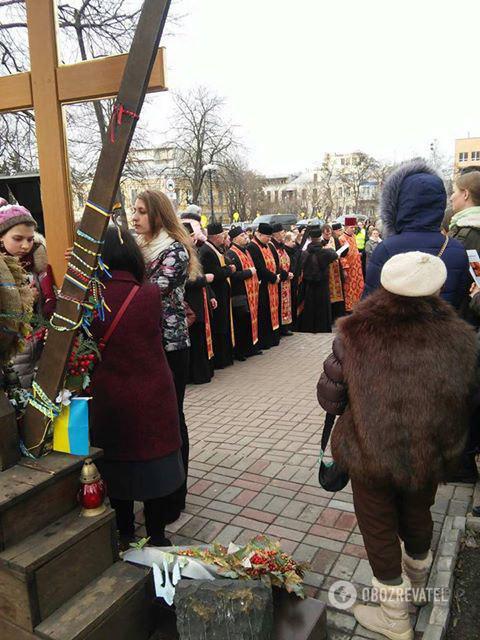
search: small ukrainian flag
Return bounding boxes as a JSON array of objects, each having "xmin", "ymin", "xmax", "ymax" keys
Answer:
[{"xmin": 53, "ymin": 397, "xmax": 90, "ymax": 456}]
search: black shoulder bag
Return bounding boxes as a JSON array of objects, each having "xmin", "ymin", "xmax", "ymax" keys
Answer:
[{"xmin": 318, "ymin": 413, "xmax": 349, "ymax": 492}]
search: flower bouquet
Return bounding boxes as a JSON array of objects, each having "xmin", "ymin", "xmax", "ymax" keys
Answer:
[{"xmin": 175, "ymin": 535, "xmax": 307, "ymax": 598}]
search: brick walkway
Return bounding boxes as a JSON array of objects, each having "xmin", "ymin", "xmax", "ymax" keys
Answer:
[{"xmin": 137, "ymin": 333, "xmax": 475, "ymax": 639}]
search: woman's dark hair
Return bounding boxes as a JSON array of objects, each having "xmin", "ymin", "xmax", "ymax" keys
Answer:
[{"xmin": 101, "ymin": 227, "xmax": 145, "ymax": 282}]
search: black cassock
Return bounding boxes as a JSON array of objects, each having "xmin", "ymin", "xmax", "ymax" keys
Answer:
[
  {"xmin": 297, "ymin": 244, "xmax": 338, "ymax": 334},
  {"xmin": 246, "ymin": 240, "xmax": 279, "ymax": 349},
  {"xmin": 285, "ymin": 243, "xmax": 302, "ymax": 326},
  {"xmin": 185, "ymin": 274, "xmax": 214, "ymax": 384},
  {"xmin": 199, "ymin": 242, "xmax": 234, "ymax": 369}
]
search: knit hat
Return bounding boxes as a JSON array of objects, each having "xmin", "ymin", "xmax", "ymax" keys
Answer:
[
  {"xmin": 380, "ymin": 251, "xmax": 447, "ymax": 297},
  {"xmin": 271, "ymin": 223, "xmax": 284, "ymax": 233},
  {"xmin": 257, "ymin": 223, "xmax": 273, "ymax": 235},
  {"xmin": 207, "ymin": 222, "xmax": 223, "ymax": 235},
  {"xmin": 344, "ymin": 216, "xmax": 357, "ymax": 227},
  {"xmin": 228, "ymin": 226, "xmax": 244, "ymax": 240},
  {"xmin": 181, "ymin": 205, "xmax": 201, "ymax": 223},
  {"xmin": 0, "ymin": 205, "xmax": 37, "ymax": 236}
]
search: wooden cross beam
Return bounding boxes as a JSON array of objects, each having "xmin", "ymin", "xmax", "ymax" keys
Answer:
[
  {"xmin": 0, "ymin": 0, "xmax": 167, "ymax": 283},
  {"xmin": 21, "ymin": 0, "xmax": 172, "ymax": 456}
]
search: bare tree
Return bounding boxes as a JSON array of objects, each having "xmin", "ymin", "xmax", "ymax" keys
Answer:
[
  {"xmin": 169, "ymin": 87, "xmax": 239, "ymax": 204},
  {"xmin": 336, "ymin": 152, "xmax": 380, "ymax": 215},
  {"xmin": 0, "ymin": 0, "xmax": 178, "ymax": 192},
  {"xmin": 215, "ymin": 155, "xmax": 265, "ymax": 221}
]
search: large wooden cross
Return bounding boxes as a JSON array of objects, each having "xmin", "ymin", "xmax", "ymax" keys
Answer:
[
  {"xmin": 0, "ymin": 0, "xmax": 167, "ymax": 283},
  {"xmin": 0, "ymin": 0, "xmax": 171, "ymax": 458}
]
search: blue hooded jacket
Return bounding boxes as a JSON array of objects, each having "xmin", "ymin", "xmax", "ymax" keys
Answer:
[{"xmin": 364, "ymin": 160, "xmax": 469, "ymax": 308}]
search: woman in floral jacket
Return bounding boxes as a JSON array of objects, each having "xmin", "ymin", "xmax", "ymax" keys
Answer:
[{"xmin": 132, "ymin": 190, "xmax": 201, "ymax": 520}]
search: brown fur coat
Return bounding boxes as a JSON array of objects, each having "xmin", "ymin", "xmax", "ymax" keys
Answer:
[{"xmin": 317, "ymin": 289, "xmax": 477, "ymax": 490}]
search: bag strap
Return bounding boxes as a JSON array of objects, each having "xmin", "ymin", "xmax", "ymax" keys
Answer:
[
  {"xmin": 318, "ymin": 412, "xmax": 336, "ymax": 466},
  {"xmin": 98, "ymin": 285, "xmax": 140, "ymax": 352},
  {"xmin": 437, "ymin": 235, "xmax": 449, "ymax": 258}
]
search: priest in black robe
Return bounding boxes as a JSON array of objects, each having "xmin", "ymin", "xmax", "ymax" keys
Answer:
[
  {"xmin": 246, "ymin": 223, "xmax": 281, "ymax": 350},
  {"xmin": 296, "ymin": 227, "xmax": 338, "ymax": 333},
  {"xmin": 226, "ymin": 226, "xmax": 260, "ymax": 361},
  {"xmin": 198, "ymin": 222, "xmax": 236, "ymax": 369}
]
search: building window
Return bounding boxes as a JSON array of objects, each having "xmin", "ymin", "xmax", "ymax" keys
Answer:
[
  {"xmin": 472, "ymin": 151, "xmax": 480, "ymax": 161},
  {"xmin": 459, "ymin": 152, "xmax": 469, "ymax": 162},
  {"xmin": 312, "ymin": 188, "xmax": 318, "ymax": 201},
  {"xmin": 313, "ymin": 173, "xmax": 318, "ymax": 184},
  {"xmin": 274, "ymin": 191, "xmax": 278, "ymax": 202}
]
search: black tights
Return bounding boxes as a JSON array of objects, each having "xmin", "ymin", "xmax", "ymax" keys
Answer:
[
  {"xmin": 166, "ymin": 348, "xmax": 190, "ymax": 510},
  {"xmin": 110, "ymin": 497, "xmax": 169, "ymax": 546}
]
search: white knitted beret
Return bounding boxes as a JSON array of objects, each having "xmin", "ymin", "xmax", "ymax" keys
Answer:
[{"xmin": 380, "ymin": 251, "xmax": 447, "ymax": 297}]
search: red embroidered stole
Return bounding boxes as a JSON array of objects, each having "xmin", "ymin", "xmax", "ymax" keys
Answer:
[
  {"xmin": 277, "ymin": 246, "xmax": 292, "ymax": 325},
  {"xmin": 230, "ymin": 244, "xmax": 259, "ymax": 345},
  {"xmin": 205, "ymin": 241, "xmax": 235, "ymax": 346},
  {"xmin": 202, "ymin": 287, "xmax": 214, "ymax": 359},
  {"xmin": 325, "ymin": 237, "xmax": 344, "ymax": 303},
  {"xmin": 253, "ymin": 238, "xmax": 279, "ymax": 331},
  {"xmin": 339, "ymin": 234, "xmax": 364, "ymax": 311}
]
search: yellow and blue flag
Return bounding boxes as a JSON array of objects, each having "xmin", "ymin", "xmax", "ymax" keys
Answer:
[{"xmin": 53, "ymin": 398, "xmax": 90, "ymax": 456}]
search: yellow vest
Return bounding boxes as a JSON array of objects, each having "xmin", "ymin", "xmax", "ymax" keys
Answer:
[{"xmin": 355, "ymin": 228, "xmax": 366, "ymax": 250}]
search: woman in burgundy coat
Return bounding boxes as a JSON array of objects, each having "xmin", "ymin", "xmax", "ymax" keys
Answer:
[{"xmin": 90, "ymin": 228, "xmax": 184, "ymax": 548}]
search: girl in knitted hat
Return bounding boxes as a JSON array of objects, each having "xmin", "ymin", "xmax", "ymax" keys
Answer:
[{"xmin": 0, "ymin": 204, "xmax": 56, "ymax": 387}]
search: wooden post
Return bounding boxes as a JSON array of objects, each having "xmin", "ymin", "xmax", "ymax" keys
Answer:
[
  {"xmin": 25, "ymin": 0, "xmax": 75, "ymax": 285},
  {"xmin": 21, "ymin": 0, "xmax": 172, "ymax": 456}
]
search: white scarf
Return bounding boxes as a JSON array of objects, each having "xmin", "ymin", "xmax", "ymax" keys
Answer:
[{"xmin": 137, "ymin": 229, "xmax": 175, "ymax": 264}]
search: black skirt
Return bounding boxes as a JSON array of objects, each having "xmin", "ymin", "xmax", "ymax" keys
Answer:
[{"xmin": 98, "ymin": 449, "xmax": 185, "ymax": 502}]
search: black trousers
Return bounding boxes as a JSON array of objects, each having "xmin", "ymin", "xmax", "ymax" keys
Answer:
[
  {"xmin": 233, "ymin": 309, "xmax": 255, "ymax": 358},
  {"xmin": 188, "ymin": 322, "xmax": 213, "ymax": 384},
  {"xmin": 110, "ymin": 497, "xmax": 169, "ymax": 545},
  {"xmin": 166, "ymin": 348, "xmax": 190, "ymax": 514},
  {"xmin": 351, "ymin": 478, "xmax": 437, "ymax": 581}
]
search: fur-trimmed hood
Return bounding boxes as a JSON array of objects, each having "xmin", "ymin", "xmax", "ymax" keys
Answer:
[{"xmin": 381, "ymin": 159, "xmax": 446, "ymax": 237}]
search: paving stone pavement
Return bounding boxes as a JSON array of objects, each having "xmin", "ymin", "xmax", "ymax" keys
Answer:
[{"xmin": 135, "ymin": 332, "xmax": 475, "ymax": 638}]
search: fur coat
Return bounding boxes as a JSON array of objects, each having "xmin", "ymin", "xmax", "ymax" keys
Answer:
[{"xmin": 317, "ymin": 288, "xmax": 477, "ymax": 490}]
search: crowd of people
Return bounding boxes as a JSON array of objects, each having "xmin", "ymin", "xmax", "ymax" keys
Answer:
[
  {"xmin": 0, "ymin": 159, "xmax": 479, "ymax": 640},
  {"xmin": 177, "ymin": 210, "xmax": 376, "ymax": 382}
]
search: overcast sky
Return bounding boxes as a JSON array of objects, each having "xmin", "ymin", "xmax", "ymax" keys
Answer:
[{"xmin": 147, "ymin": 0, "xmax": 478, "ymax": 175}]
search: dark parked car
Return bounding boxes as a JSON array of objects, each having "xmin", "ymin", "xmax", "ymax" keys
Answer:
[{"xmin": 251, "ymin": 214, "xmax": 298, "ymax": 230}]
